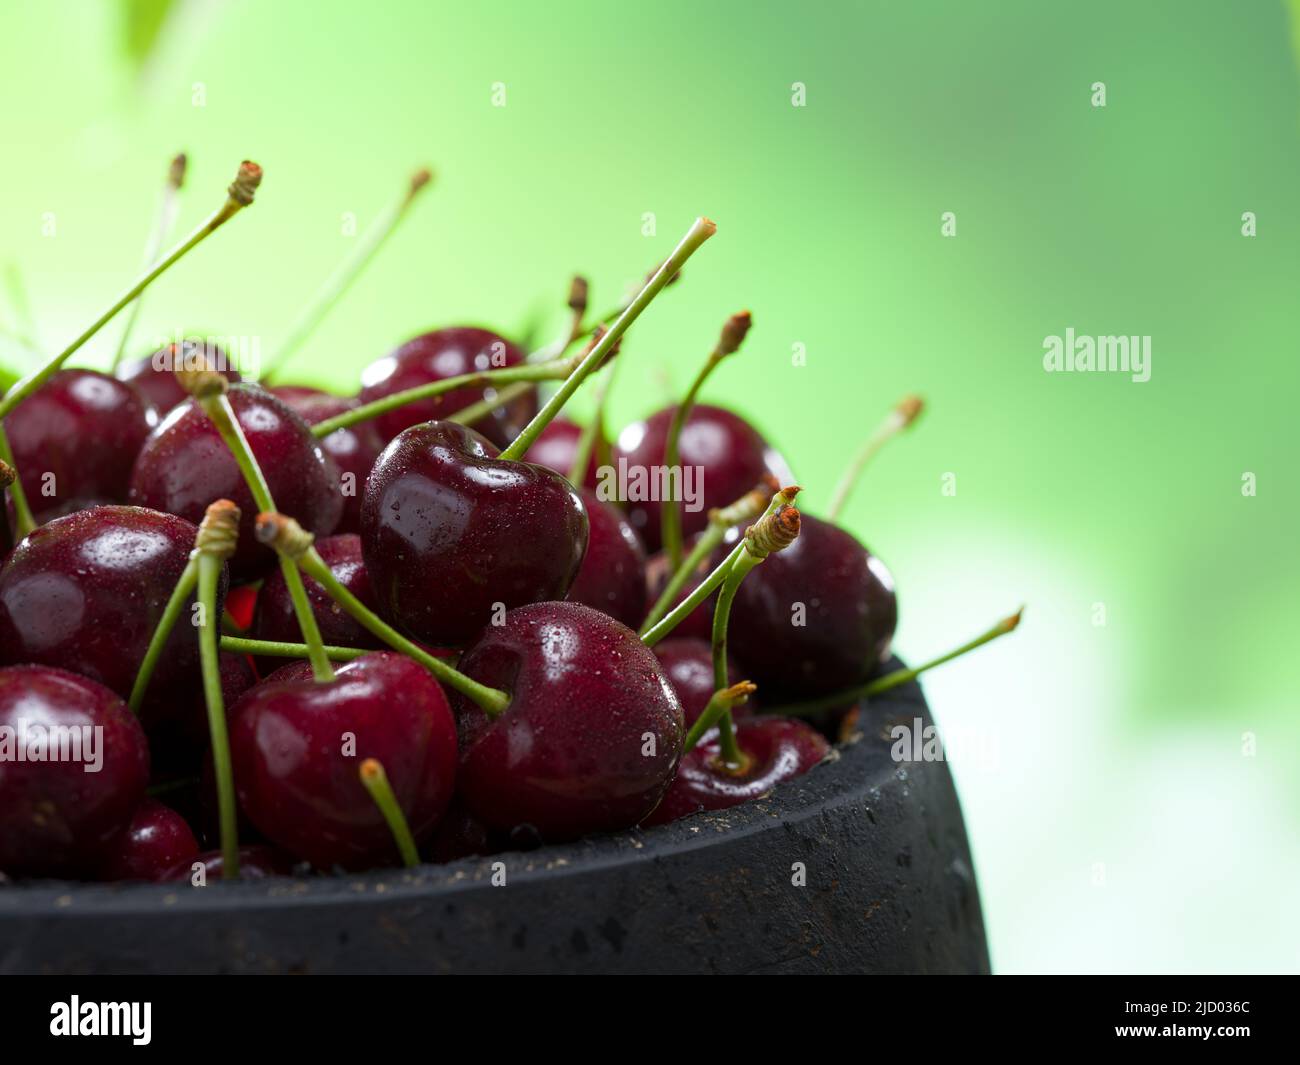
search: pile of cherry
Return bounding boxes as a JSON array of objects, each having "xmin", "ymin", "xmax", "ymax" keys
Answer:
[{"xmin": 0, "ymin": 160, "xmax": 1017, "ymax": 884}]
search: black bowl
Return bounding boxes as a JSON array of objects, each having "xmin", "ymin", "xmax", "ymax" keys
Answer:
[{"xmin": 0, "ymin": 664, "xmax": 989, "ymax": 974}]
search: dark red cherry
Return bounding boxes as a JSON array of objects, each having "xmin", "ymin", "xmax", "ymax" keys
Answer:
[
  {"xmin": 144, "ymin": 651, "xmax": 256, "ymax": 775},
  {"xmin": 96, "ymin": 799, "xmax": 199, "ymax": 881},
  {"xmin": 426, "ymin": 797, "xmax": 493, "ymax": 863},
  {"xmin": 450, "ymin": 602, "xmax": 684, "ymax": 842},
  {"xmin": 252, "ymin": 533, "xmax": 384, "ymax": 667},
  {"xmin": 614, "ymin": 404, "xmax": 791, "ymax": 552},
  {"xmin": 116, "ymin": 339, "xmax": 241, "ymax": 421},
  {"xmin": 523, "ymin": 418, "xmax": 601, "ymax": 489},
  {"xmin": 160, "ymin": 845, "xmax": 296, "ymax": 882},
  {"xmin": 357, "ymin": 327, "xmax": 536, "ymax": 447},
  {"xmin": 643, "ymin": 716, "xmax": 828, "ymax": 826},
  {"xmin": 273, "ymin": 389, "xmax": 382, "ymax": 535},
  {"xmin": 229, "ymin": 652, "xmax": 458, "ymax": 870},
  {"xmin": 643, "ymin": 537, "xmax": 715, "ymax": 642},
  {"xmin": 4, "ymin": 370, "xmax": 151, "ymax": 522},
  {"xmin": 565, "ymin": 488, "xmax": 646, "ymax": 628},
  {"xmin": 129, "ymin": 383, "xmax": 343, "ymax": 579},
  {"xmin": 0, "ymin": 506, "xmax": 223, "ymax": 700},
  {"xmin": 0, "ymin": 665, "xmax": 150, "ymax": 878},
  {"xmin": 652, "ymin": 637, "xmax": 750, "ymax": 727},
  {"xmin": 723, "ymin": 513, "xmax": 897, "ymax": 699},
  {"xmin": 361, "ymin": 421, "xmax": 588, "ymax": 647}
]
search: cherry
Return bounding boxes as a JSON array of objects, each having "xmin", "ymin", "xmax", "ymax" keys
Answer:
[
  {"xmin": 652, "ymin": 637, "xmax": 749, "ymax": 727},
  {"xmin": 128, "ymin": 383, "xmax": 343, "ymax": 579},
  {"xmin": 160, "ymin": 845, "xmax": 295, "ymax": 881},
  {"xmin": 252, "ymin": 534, "xmax": 383, "ymax": 665},
  {"xmin": 361, "ymin": 421, "xmax": 587, "ymax": 647},
  {"xmin": 357, "ymin": 327, "xmax": 536, "ymax": 447},
  {"xmin": 426, "ymin": 798, "xmax": 493, "ymax": 863},
  {"xmin": 0, "ymin": 665, "xmax": 150, "ymax": 878},
  {"xmin": 523, "ymin": 418, "xmax": 602, "ymax": 489},
  {"xmin": 228, "ymin": 652, "xmax": 458, "ymax": 870},
  {"xmin": 614, "ymin": 403, "xmax": 791, "ymax": 552},
  {"xmin": 145, "ymin": 651, "xmax": 256, "ymax": 775},
  {"xmin": 96, "ymin": 798, "xmax": 199, "ymax": 881},
  {"xmin": 450, "ymin": 601, "xmax": 684, "ymax": 842},
  {"xmin": 722, "ymin": 513, "xmax": 897, "ymax": 700},
  {"xmin": 0, "ymin": 505, "xmax": 222, "ymax": 701},
  {"xmin": 566, "ymin": 488, "xmax": 645, "ymax": 628},
  {"xmin": 643, "ymin": 538, "xmax": 715, "ymax": 641},
  {"xmin": 116, "ymin": 340, "xmax": 241, "ymax": 421},
  {"xmin": 272, "ymin": 388, "xmax": 383, "ymax": 535},
  {"xmin": 4, "ymin": 369, "xmax": 152, "ymax": 522},
  {"xmin": 642, "ymin": 716, "xmax": 828, "ymax": 826}
]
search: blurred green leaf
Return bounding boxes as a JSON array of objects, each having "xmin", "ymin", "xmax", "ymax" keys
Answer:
[{"xmin": 120, "ymin": 0, "xmax": 176, "ymax": 68}]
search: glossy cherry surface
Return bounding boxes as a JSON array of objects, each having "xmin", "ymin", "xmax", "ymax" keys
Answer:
[
  {"xmin": 361, "ymin": 421, "xmax": 588, "ymax": 647},
  {"xmin": 565, "ymin": 488, "xmax": 646, "ymax": 628},
  {"xmin": 0, "ymin": 505, "xmax": 221, "ymax": 699},
  {"xmin": 642, "ymin": 716, "xmax": 828, "ymax": 826},
  {"xmin": 0, "ymin": 665, "xmax": 150, "ymax": 878},
  {"xmin": 614, "ymin": 404, "xmax": 791, "ymax": 552},
  {"xmin": 116, "ymin": 340, "xmax": 241, "ymax": 421},
  {"xmin": 651, "ymin": 637, "xmax": 749, "ymax": 727},
  {"xmin": 722, "ymin": 513, "xmax": 897, "ymax": 699},
  {"xmin": 5, "ymin": 370, "xmax": 152, "ymax": 522},
  {"xmin": 96, "ymin": 798, "xmax": 199, "ymax": 881},
  {"xmin": 160, "ymin": 845, "xmax": 295, "ymax": 882},
  {"xmin": 643, "ymin": 537, "xmax": 715, "ymax": 641},
  {"xmin": 129, "ymin": 383, "xmax": 343, "ymax": 579},
  {"xmin": 229, "ymin": 652, "xmax": 458, "ymax": 870},
  {"xmin": 144, "ymin": 652, "xmax": 256, "ymax": 775},
  {"xmin": 450, "ymin": 602, "xmax": 684, "ymax": 842},
  {"xmin": 523, "ymin": 418, "xmax": 602, "ymax": 489},
  {"xmin": 357, "ymin": 327, "xmax": 536, "ymax": 447}
]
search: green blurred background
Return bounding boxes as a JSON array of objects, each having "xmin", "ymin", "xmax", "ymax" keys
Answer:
[{"xmin": 1, "ymin": 0, "xmax": 1296, "ymax": 973}]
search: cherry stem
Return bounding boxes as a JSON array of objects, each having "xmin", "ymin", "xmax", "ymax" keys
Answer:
[
  {"xmin": 661, "ymin": 311, "xmax": 752, "ymax": 570},
  {"xmin": 0, "ymin": 460, "xmax": 12, "ymax": 553},
  {"xmin": 220, "ymin": 635, "xmax": 369, "ymax": 661},
  {"xmin": 0, "ymin": 427, "xmax": 36, "ymax": 537},
  {"xmin": 0, "ymin": 161, "xmax": 261, "ymax": 421},
  {"xmin": 448, "ymin": 380, "xmax": 534, "ymax": 430},
  {"xmin": 639, "ymin": 483, "xmax": 797, "ymax": 639},
  {"xmin": 566, "ymin": 357, "xmax": 620, "ymax": 484},
  {"xmin": 261, "ymin": 168, "xmax": 433, "ymax": 385},
  {"xmin": 109, "ymin": 152, "xmax": 187, "ymax": 373},
  {"xmin": 521, "ymin": 275, "xmax": 593, "ymax": 365},
  {"xmin": 768, "ymin": 608, "xmax": 1025, "ymax": 718},
  {"xmin": 499, "ymin": 217, "xmax": 718, "ymax": 462},
  {"xmin": 359, "ymin": 758, "xmax": 421, "ymax": 868},
  {"xmin": 310, "ymin": 356, "xmax": 571, "ymax": 437},
  {"xmin": 682, "ymin": 680, "xmax": 757, "ymax": 754},
  {"xmin": 128, "ymin": 558, "xmax": 198, "ymax": 714},
  {"xmin": 825, "ymin": 395, "xmax": 924, "ymax": 522}
]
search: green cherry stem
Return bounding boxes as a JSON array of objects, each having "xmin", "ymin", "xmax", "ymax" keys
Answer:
[
  {"xmin": 706, "ymin": 503, "xmax": 801, "ymax": 765},
  {"xmin": 220, "ymin": 635, "xmax": 370, "ymax": 662},
  {"xmin": 0, "ymin": 428, "xmax": 35, "ymax": 538},
  {"xmin": 768, "ymin": 608, "xmax": 1025, "ymax": 718},
  {"xmin": 110, "ymin": 152, "xmax": 187, "ymax": 373},
  {"xmin": 0, "ymin": 161, "xmax": 262, "ymax": 420},
  {"xmin": 447, "ymin": 380, "xmax": 535, "ymax": 430},
  {"xmin": 499, "ymin": 217, "xmax": 718, "ymax": 462},
  {"xmin": 194, "ymin": 500, "xmax": 243, "ymax": 879},
  {"xmin": 640, "ymin": 481, "xmax": 795, "ymax": 637},
  {"xmin": 521, "ymin": 274, "xmax": 593, "ymax": 365},
  {"xmin": 255, "ymin": 512, "xmax": 510, "ymax": 717},
  {"xmin": 825, "ymin": 394, "xmax": 924, "ymax": 522},
  {"xmin": 359, "ymin": 758, "xmax": 420, "ymax": 868},
  {"xmin": 661, "ymin": 311, "xmax": 753, "ymax": 570},
  {"xmin": 682, "ymin": 680, "xmax": 757, "ymax": 754},
  {"xmin": 0, "ymin": 459, "xmax": 14, "ymax": 553},
  {"xmin": 128, "ymin": 558, "xmax": 199, "ymax": 714},
  {"xmin": 261, "ymin": 168, "xmax": 433, "ymax": 385}
]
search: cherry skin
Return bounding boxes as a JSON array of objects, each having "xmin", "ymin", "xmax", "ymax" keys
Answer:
[
  {"xmin": 722, "ymin": 513, "xmax": 897, "ymax": 700},
  {"xmin": 0, "ymin": 665, "xmax": 150, "ymax": 878},
  {"xmin": 272, "ymin": 388, "xmax": 383, "ymax": 535},
  {"xmin": 357, "ymin": 327, "xmax": 536, "ymax": 447},
  {"xmin": 160, "ymin": 845, "xmax": 295, "ymax": 882},
  {"xmin": 450, "ymin": 601, "xmax": 684, "ymax": 842},
  {"xmin": 252, "ymin": 533, "xmax": 384, "ymax": 667},
  {"xmin": 651, "ymin": 637, "xmax": 750, "ymax": 727},
  {"xmin": 5, "ymin": 369, "xmax": 151, "ymax": 522},
  {"xmin": 523, "ymin": 418, "xmax": 602, "ymax": 489},
  {"xmin": 642, "ymin": 716, "xmax": 829, "ymax": 826},
  {"xmin": 362, "ymin": 421, "xmax": 588, "ymax": 647},
  {"xmin": 614, "ymin": 404, "xmax": 792, "ymax": 552},
  {"xmin": 0, "ymin": 505, "xmax": 223, "ymax": 701},
  {"xmin": 565, "ymin": 488, "xmax": 646, "ymax": 628},
  {"xmin": 116, "ymin": 339, "xmax": 241, "ymax": 422},
  {"xmin": 145, "ymin": 651, "xmax": 256, "ymax": 776},
  {"xmin": 426, "ymin": 798, "xmax": 493, "ymax": 863},
  {"xmin": 643, "ymin": 536, "xmax": 715, "ymax": 642},
  {"xmin": 96, "ymin": 799, "xmax": 199, "ymax": 882},
  {"xmin": 129, "ymin": 383, "xmax": 343, "ymax": 580},
  {"xmin": 229, "ymin": 652, "xmax": 458, "ymax": 870}
]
